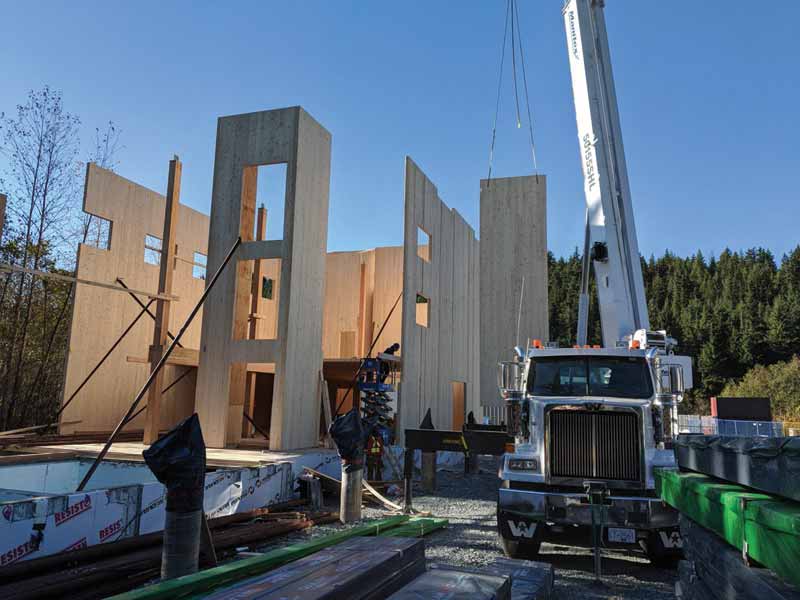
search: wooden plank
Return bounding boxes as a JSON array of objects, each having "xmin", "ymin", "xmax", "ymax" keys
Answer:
[
  {"xmin": 0, "ymin": 264, "xmax": 177, "ymax": 301},
  {"xmin": 0, "ymin": 450, "xmax": 80, "ymax": 465},
  {"xmin": 0, "ymin": 420, "xmax": 80, "ymax": 437},
  {"xmin": 126, "ymin": 347, "xmax": 199, "ymax": 367},
  {"xmin": 320, "ymin": 372, "xmax": 334, "ymax": 449},
  {"xmin": 144, "ymin": 158, "xmax": 182, "ymax": 444}
]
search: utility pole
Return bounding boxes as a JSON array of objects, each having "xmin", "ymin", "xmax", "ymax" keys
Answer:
[{"xmin": 144, "ymin": 157, "xmax": 181, "ymax": 444}]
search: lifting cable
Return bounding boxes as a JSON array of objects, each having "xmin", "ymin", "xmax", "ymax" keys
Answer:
[{"xmin": 486, "ymin": 0, "xmax": 538, "ymax": 185}]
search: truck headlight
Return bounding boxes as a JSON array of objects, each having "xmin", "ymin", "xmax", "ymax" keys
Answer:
[{"xmin": 508, "ymin": 458, "xmax": 539, "ymax": 471}]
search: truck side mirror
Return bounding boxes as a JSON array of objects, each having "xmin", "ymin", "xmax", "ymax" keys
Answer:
[
  {"xmin": 656, "ymin": 364, "xmax": 684, "ymax": 399},
  {"xmin": 669, "ymin": 365, "xmax": 685, "ymax": 397}
]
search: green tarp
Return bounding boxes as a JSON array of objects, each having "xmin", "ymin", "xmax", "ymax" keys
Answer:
[{"xmin": 655, "ymin": 467, "xmax": 800, "ymax": 587}]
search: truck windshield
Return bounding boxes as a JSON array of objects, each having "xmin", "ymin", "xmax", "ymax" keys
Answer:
[{"xmin": 528, "ymin": 356, "xmax": 653, "ymax": 399}]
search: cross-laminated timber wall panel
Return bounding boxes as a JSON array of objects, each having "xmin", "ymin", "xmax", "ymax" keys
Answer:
[
  {"xmin": 322, "ymin": 246, "xmax": 404, "ymax": 360},
  {"xmin": 399, "ymin": 158, "xmax": 480, "ymax": 441},
  {"xmin": 60, "ymin": 164, "xmax": 208, "ymax": 433},
  {"xmin": 195, "ymin": 107, "xmax": 330, "ymax": 450},
  {"xmin": 479, "ymin": 175, "xmax": 547, "ymax": 413}
]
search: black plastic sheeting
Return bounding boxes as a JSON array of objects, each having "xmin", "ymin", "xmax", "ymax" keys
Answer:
[
  {"xmin": 142, "ymin": 413, "xmax": 207, "ymax": 512},
  {"xmin": 676, "ymin": 434, "xmax": 800, "ymax": 503},
  {"xmin": 329, "ymin": 408, "xmax": 367, "ymax": 472}
]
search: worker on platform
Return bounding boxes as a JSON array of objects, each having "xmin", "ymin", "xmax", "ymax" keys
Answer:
[
  {"xmin": 366, "ymin": 430, "xmax": 384, "ymax": 481},
  {"xmin": 379, "ymin": 342, "xmax": 400, "ymax": 383}
]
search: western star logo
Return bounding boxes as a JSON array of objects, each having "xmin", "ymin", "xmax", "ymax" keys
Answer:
[
  {"xmin": 568, "ymin": 9, "xmax": 580, "ymax": 60},
  {"xmin": 508, "ymin": 520, "xmax": 537, "ymax": 539},
  {"xmin": 660, "ymin": 530, "xmax": 683, "ymax": 549},
  {"xmin": 0, "ymin": 539, "xmax": 37, "ymax": 566},
  {"xmin": 582, "ymin": 133, "xmax": 598, "ymax": 191},
  {"xmin": 55, "ymin": 494, "xmax": 92, "ymax": 526},
  {"xmin": 99, "ymin": 519, "xmax": 122, "ymax": 542},
  {"xmin": 63, "ymin": 537, "xmax": 88, "ymax": 553}
]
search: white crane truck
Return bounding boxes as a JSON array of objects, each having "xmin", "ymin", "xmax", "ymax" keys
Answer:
[{"xmin": 496, "ymin": 0, "xmax": 692, "ymax": 564}]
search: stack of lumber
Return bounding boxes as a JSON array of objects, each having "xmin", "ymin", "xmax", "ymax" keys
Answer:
[
  {"xmin": 677, "ymin": 515, "xmax": 800, "ymax": 600},
  {"xmin": 656, "ymin": 467, "xmax": 800, "ymax": 591},
  {"xmin": 0, "ymin": 503, "xmax": 335, "ymax": 600},
  {"xmin": 201, "ymin": 537, "xmax": 425, "ymax": 599},
  {"xmin": 109, "ymin": 515, "xmax": 411, "ymax": 599},
  {"xmin": 676, "ymin": 434, "xmax": 800, "ymax": 502},
  {"xmin": 0, "ymin": 429, "xmax": 144, "ymax": 449}
]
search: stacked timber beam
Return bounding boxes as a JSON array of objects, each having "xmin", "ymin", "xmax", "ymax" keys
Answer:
[
  {"xmin": 102, "ymin": 514, "xmax": 556, "ymax": 600},
  {"xmin": 656, "ymin": 439, "xmax": 800, "ymax": 598},
  {"xmin": 677, "ymin": 515, "xmax": 800, "ymax": 600}
]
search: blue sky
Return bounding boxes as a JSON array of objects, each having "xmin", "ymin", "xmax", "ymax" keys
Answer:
[{"xmin": 2, "ymin": 1, "xmax": 798, "ymax": 259}]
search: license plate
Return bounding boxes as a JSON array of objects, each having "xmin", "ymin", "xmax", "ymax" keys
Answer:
[{"xmin": 607, "ymin": 527, "xmax": 636, "ymax": 544}]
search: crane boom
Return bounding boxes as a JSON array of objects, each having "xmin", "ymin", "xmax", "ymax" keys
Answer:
[{"xmin": 563, "ymin": 0, "xmax": 650, "ymax": 348}]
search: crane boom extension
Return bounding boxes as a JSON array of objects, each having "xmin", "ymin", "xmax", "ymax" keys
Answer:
[{"xmin": 563, "ymin": 0, "xmax": 650, "ymax": 348}]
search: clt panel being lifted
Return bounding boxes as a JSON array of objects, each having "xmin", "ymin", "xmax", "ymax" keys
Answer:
[
  {"xmin": 399, "ymin": 158, "xmax": 480, "ymax": 442},
  {"xmin": 480, "ymin": 175, "xmax": 547, "ymax": 415},
  {"xmin": 195, "ymin": 107, "xmax": 331, "ymax": 450}
]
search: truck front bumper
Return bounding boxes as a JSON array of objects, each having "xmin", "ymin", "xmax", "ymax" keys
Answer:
[{"xmin": 498, "ymin": 486, "xmax": 677, "ymax": 530}]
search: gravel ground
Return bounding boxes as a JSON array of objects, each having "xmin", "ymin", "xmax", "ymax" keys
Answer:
[{"xmin": 253, "ymin": 457, "xmax": 677, "ymax": 599}]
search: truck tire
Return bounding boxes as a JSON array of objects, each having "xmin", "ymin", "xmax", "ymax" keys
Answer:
[{"xmin": 499, "ymin": 529, "xmax": 543, "ymax": 559}]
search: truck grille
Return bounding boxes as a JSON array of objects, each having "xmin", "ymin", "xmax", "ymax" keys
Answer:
[{"xmin": 548, "ymin": 409, "xmax": 642, "ymax": 483}]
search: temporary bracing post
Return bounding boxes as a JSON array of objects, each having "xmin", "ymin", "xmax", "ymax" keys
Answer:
[
  {"xmin": 421, "ymin": 452, "xmax": 437, "ymax": 493},
  {"xmin": 75, "ymin": 236, "xmax": 243, "ymax": 492},
  {"xmin": 340, "ymin": 466, "xmax": 363, "ymax": 523},
  {"xmin": 144, "ymin": 157, "xmax": 182, "ymax": 444}
]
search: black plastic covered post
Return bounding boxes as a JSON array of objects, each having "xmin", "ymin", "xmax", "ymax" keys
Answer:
[{"xmin": 143, "ymin": 414, "xmax": 207, "ymax": 580}]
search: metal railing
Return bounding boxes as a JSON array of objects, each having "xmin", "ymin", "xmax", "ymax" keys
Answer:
[{"xmin": 678, "ymin": 415, "xmax": 788, "ymax": 437}]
